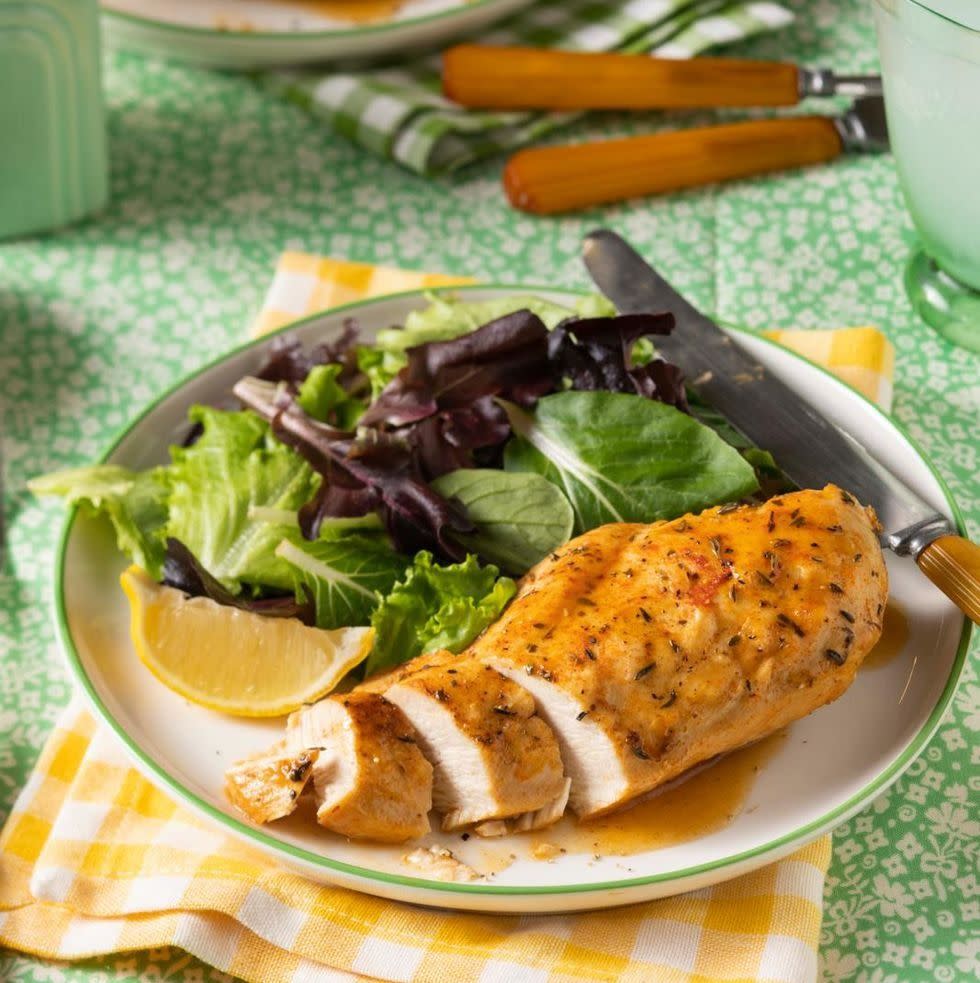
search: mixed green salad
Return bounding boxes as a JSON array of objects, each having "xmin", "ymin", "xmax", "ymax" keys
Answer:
[{"xmin": 32, "ymin": 293, "xmax": 777, "ymax": 677}]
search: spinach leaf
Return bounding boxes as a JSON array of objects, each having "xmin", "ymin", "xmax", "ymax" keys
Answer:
[
  {"xmin": 275, "ymin": 533, "xmax": 410, "ymax": 630},
  {"xmin": 502, "ymin": 391, "xmax": 759, "ymax": 533},
  {"xmin": 687, "ymin": 391, "xmax": 792, "ymax": 492},
  {"xmin": 431, "ymin": 469, "xmax": 574, "ymax": 574}
]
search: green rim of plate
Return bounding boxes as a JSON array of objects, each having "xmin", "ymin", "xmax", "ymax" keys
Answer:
[
  {"xmin": 54, "ymin": 284, "xmax": 973, "ymax": 897},
  {"xmin": 102, "ymin": 0, "xmax": 520, "ymax": 42}
]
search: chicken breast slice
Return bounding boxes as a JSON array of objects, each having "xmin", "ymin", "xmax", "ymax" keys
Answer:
[
  {"xmin": 383, "ymin": 658, "xmax": 567, "ymax": 830},
  {"xmin": 289, "ymin": 692, "xmax": 433, "ymax": 843},
  {"xmin": 471, "ymin": 485, "xmax": 888, "ymax": 819},
  {"xmin": 224, "ymin": 746, "xmax": 319, "ymax": 825}
]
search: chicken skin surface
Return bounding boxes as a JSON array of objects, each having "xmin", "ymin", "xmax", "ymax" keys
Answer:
[{"xmin": 473, "ymin": 485, "xmax": 887, "ymax": 817}]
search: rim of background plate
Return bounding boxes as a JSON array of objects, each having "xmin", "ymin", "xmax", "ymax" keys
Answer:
[
  {"xmin": 54, "ymin": 284, "xmax": 973, "ymax": 897},
  {"xmin": 101, "ymin": 0, "xmax": 518, "ymax": 41}
]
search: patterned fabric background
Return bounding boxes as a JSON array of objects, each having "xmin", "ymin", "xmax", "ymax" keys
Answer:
[{"xmin": 0, "ymin": 1, "xmax": 977, "ymax": 980}]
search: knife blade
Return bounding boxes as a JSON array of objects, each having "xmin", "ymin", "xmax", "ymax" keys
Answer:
[{"xmin": 581, "ymin": 229, "xmax": 951, "ymax": 559}]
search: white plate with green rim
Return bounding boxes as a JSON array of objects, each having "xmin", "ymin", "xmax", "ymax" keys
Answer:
[
  {"xmin": 101, "ymin": 0, "xmax": 528, "ymax": 69},
  {"xmin": 56, "ymin": 286, "xmax": 971, "ymax": 913}
]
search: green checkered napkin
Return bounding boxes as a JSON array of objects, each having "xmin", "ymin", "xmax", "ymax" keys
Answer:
[{"xmin": 262, "ymin": 0, "xmax": 793, "ymax": 175}]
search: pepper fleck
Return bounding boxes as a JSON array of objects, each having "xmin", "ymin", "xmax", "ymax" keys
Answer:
[{"xmin": 777, "ymin": 613, "xmax": 806, "ymax": 637}]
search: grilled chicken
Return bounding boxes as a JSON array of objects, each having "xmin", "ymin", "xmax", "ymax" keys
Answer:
[
  {"xmin": 383, "ymin": 656, "xmax": 568, "ymax": 830},
  {"xmin": 224, "ymin": 746, "xmax": 319, "ymax": 824},
  {"xmin": 292, "ymin": 692, "xmax": 433, "ymax": 843},
  {"xmin": 226, "ymin": 484, "xmax": 886, "ymax": 842},
  {"xmin": 472, "ymin": 485, "xmax": 887, "ymax": 818},
  {"xmin": 228, "ymin": 693, "xmax": 432, "ymax": 843}
]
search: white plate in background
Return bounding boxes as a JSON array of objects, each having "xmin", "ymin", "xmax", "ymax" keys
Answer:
[{"xmin": 102, "ymin": 0, "xmax": 528, "ymax": 68}]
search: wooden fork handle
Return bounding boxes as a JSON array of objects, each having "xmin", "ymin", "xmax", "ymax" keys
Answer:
[
  {"xmin": 443, "ymin": 46, "xmax": 801, "ymax": 110},
  {"xmin": 917, "ymin": 536, "xmax": 980, "ymax": 625},
  {"xmin": 504, "ymin": 116, "xmax": 843, "ymax": 215}
]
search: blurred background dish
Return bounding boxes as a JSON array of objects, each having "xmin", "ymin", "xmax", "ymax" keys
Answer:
[{"xmin": 100, "ymin": 0, "xmax": 529, "ymax": 68}]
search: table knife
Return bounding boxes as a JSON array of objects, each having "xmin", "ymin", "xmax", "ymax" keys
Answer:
[
  {"xmin": 505, "ymin": 96, "xmax": 888, "ymax": 215},
  {"xmin": 443, "ymin": 45, "xmax": 881, "ymax": 110},
  {"xmin": 582, "ymin": 229, "xmax": 979, "ymax": 625}
]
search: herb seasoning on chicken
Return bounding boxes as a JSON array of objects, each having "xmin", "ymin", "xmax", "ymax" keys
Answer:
[{"xmin": 227, "ymin": 485, "xmax": 887, "ymax": 840}]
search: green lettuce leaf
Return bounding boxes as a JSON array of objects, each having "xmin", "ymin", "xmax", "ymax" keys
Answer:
[
  {"xmin": 274, "ymin": 533, "xmax": 410, "ymax": 630},
  {"xmin": 366, "ymin": 552, "xmax": 516, "ymax": 677},
  {"xmin": 297, "ymin": 363, "xmax": 366, "ymax": 430},
  {"xmin": 502, "ymin": 391, "xmax": 759, "ymax": 533},
  {"xmin": 686, "ymin": 391, "xmax": 792, "ymax": 492},
  {"xmin": 431, "ymin": 468, "xmax": 574, "ymax": 574},
  {"xmin": 165, "ymin": 406, "xmax": 320, "ymax": 593},
  {"xmin": 28, "ymin": 465, "xmax": 169, "ymax": 577}
]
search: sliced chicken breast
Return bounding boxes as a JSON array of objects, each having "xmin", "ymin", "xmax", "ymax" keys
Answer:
[
  {"xmin": 470, "ymin": 485, "xmax": 887, "ymax": 819},
  {"xmin": 224, "ymin": 746, "xmax": 319, "ymax": 824},
  {"xmin": 290, "ymin": 692, "xmax": 433, "ymax": 843},
  {"xmin": 383, "ymin": 657, "xmax": 567, "ymax": 830}
]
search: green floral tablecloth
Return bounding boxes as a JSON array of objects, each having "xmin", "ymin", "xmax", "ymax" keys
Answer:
[{"xmin": 1, "ymin": 1, "xmax": 977, "ymax": 980}]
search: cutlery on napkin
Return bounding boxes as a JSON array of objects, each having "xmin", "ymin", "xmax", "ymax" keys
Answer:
[{"xmin": 441, "ymin": 45, "xmax": 887, "ymax": 214}]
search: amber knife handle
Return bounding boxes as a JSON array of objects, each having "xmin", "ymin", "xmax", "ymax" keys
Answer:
[
  {"xmin": 503, "ymin": 116, "xmax": 843, "ymax": 215},
  {"xmin": 917, "ymin": 536, "xmax": 980, "ymax": 625},
  {"xmin": 443, "ymin": 45, "xmax": 801, "ymax": 110}
]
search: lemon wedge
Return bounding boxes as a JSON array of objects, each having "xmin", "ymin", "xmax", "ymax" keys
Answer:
[{"xmin": 120, "ymin": 566, "xmax": 372, "ymax": 717}]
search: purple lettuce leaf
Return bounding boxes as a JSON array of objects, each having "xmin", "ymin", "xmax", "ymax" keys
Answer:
[
  {"xmin": 256, "ymin": 318, "xmax": 362, "ymax": 389},
  {"xmin": 406, "ymin": 396, "xmax": 513, "ymax": 480},
  {"xmin": 234, "ymin": 378, "xmax": 474, "ymax": 560},
  {"xmin": 360, "ymin": 309, "xmax": 553, "ymax": 427},
  {"xmin": 547, "ymin": 312, "xmax": 687, "ymax": 409}
]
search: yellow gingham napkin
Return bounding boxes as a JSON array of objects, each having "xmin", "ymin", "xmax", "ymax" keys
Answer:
[{"xmin": 0, "ymin": 256, "xmax": 896, "ymax": 983}]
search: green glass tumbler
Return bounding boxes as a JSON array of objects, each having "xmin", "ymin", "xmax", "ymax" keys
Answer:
[
  {"xmin": 872, "ymin": 0, "xmax": 980, "ymax": 353},
  {"xmin": 0, "ymin": 0, "xmax": 108, "ymax": 239}
]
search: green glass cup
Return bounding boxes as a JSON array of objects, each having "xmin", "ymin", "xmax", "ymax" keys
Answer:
[
  {"xmin": 0, "ymin": 0, "xmax": 108, "ymax": 240},
  {"xmin": 872, "ymin": 0, "xmax": 980, "ymax": 353}
]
